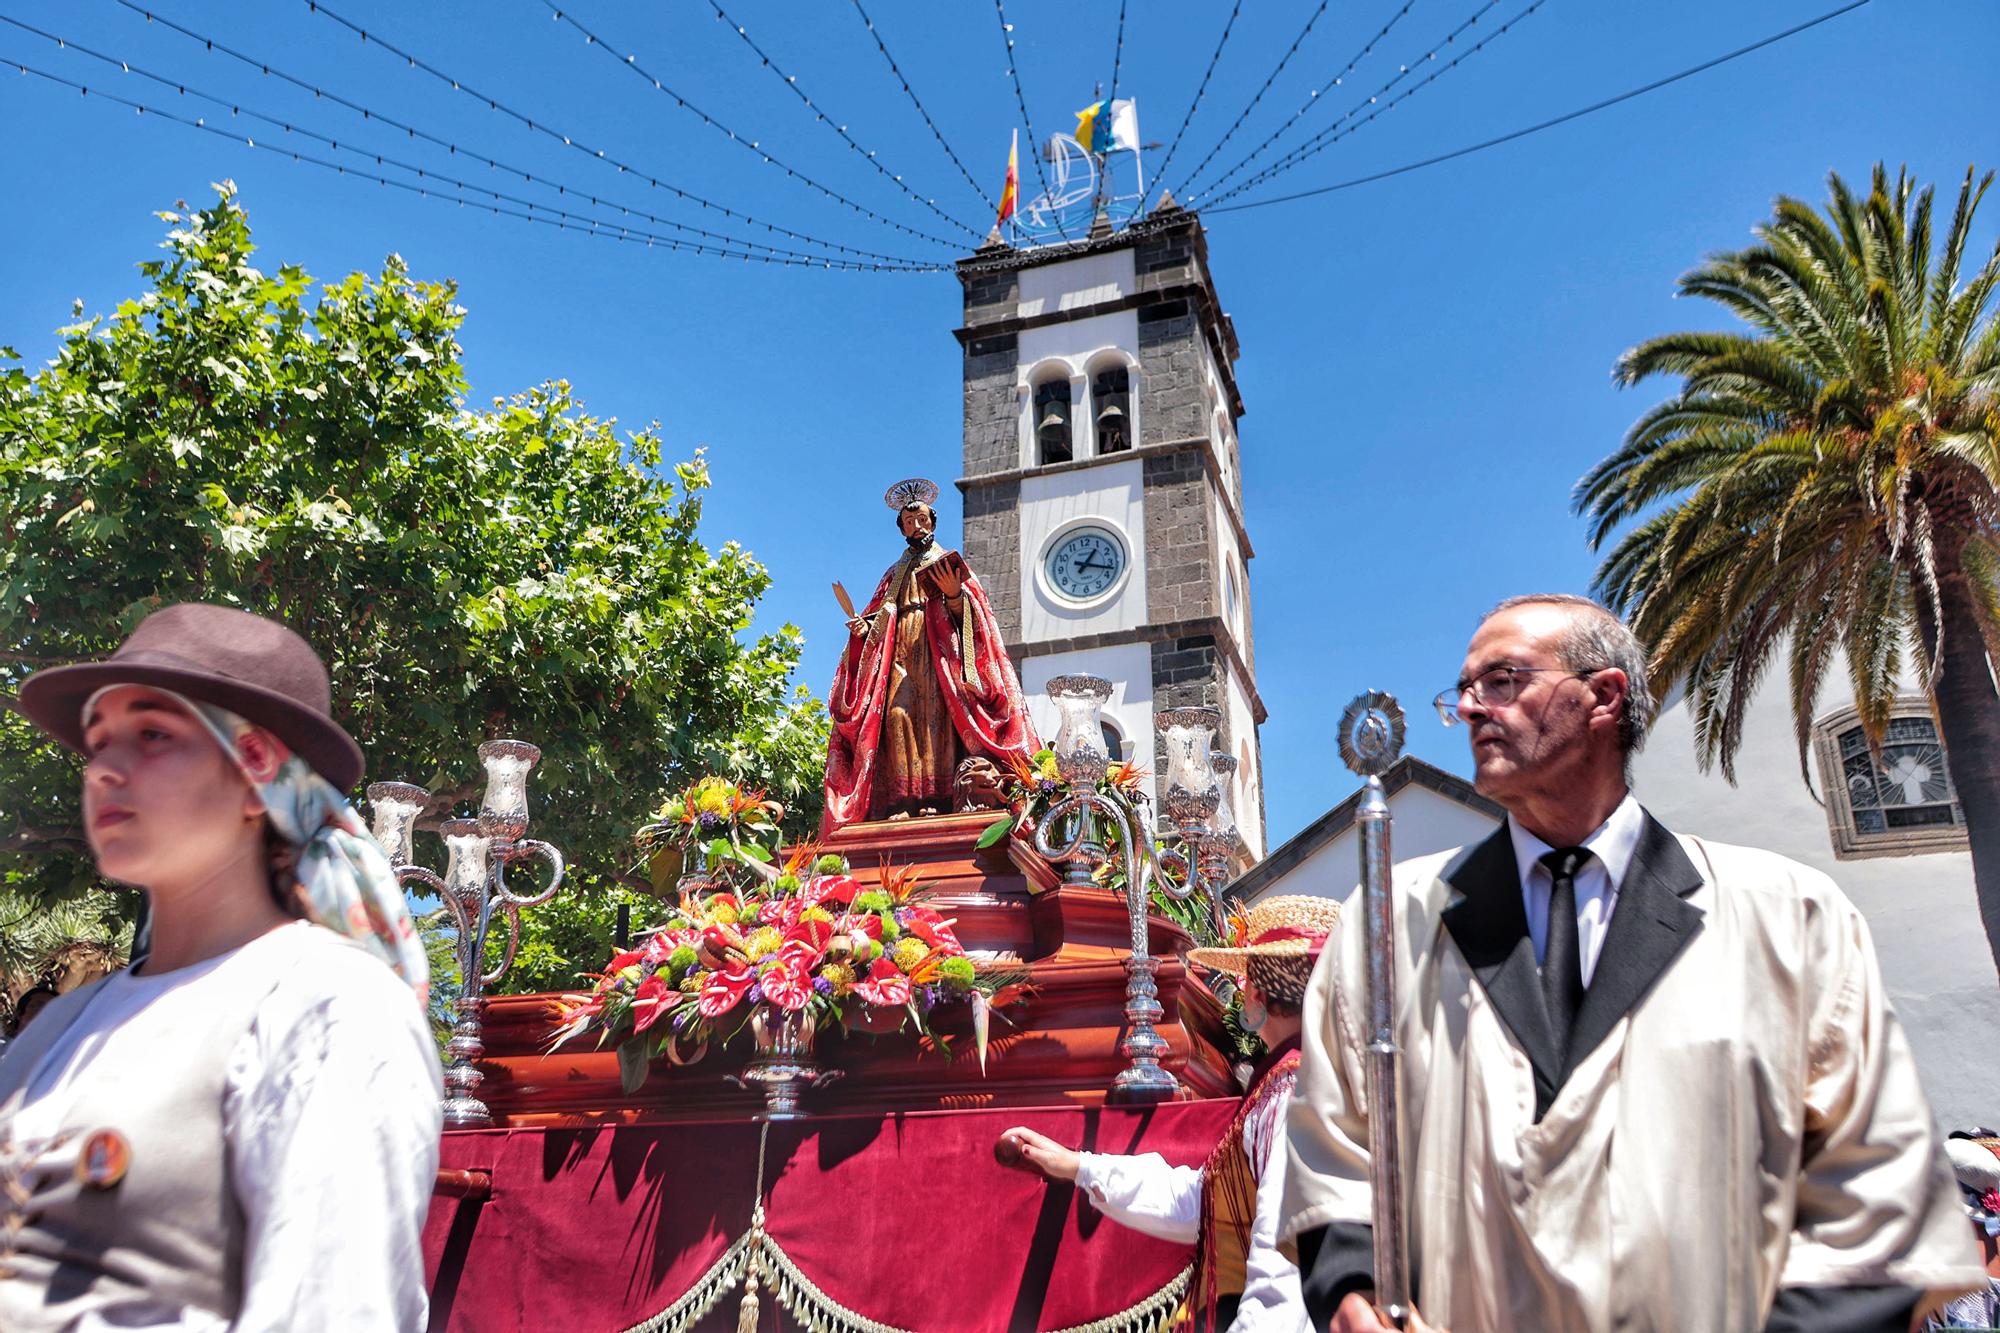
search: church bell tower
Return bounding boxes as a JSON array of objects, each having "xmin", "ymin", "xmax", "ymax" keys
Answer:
[{"xmin": 954, "ymin": 200, "xmax": 1267, "ymax": 857}]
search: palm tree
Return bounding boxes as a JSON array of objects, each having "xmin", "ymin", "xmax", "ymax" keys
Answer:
[
  {"xmin": 1577, "ymin": 164, "xmax": 2000, "ymax": 974},
  {"xmin": 0, "ymin": 883, "xmax": 132, "ymax": 1004}
]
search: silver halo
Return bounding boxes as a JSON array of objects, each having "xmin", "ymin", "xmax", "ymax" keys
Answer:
[{"xmin": 883, "ymin": 477, "xmax": 940, "ymax": 510}]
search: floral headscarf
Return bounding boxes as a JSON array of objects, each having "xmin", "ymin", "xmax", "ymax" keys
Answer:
[{"xmin": 90, "ymin": 687, "xmax": 429, "ymax": 1003}]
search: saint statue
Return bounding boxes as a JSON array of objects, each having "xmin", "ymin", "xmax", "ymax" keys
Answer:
[{"xmin": 822, "ymin": 479, "xmax": 1040, "ymax": 833}]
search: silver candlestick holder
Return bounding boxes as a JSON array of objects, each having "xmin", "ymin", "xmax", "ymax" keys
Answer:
[
  {"xmin": 1033, "ymin": 676, "xmax": 1239, "ymax": 1104},
  {"xmin": 368, "ymin": 739, "xmax": 566, "ymax": 1129}
]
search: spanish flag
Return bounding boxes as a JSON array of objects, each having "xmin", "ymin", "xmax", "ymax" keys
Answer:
[{"xmin": 997, "ymin": 128, "xmax": 1019, "ymax": 226}]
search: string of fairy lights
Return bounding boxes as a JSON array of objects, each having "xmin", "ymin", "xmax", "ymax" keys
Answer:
[
  {"xmin": 1166, "ymin": 0, "xmax": 1336, "ymax": 203},
  {"xmin": 109, "ymin": 0, "xmax": 926, "ymax": 265},
  {"xmin": 1186, "ymin": 0, "xmax": 1432, "ymax": 204},
  {"xmin": 525, "ymin": 0, "xmax": 965, "ymax": 249},
  {"xmin": 1147, "ymin": 0, "xmax": 1241, "ymax": 197},
  {"xmin": 847, "ymin": 0, "xmax": 995, "ymax": 214},
  {"xmin": 12, "ymin": 1, "xmax": 1878, "ymax": 267},
  {"xmin": 1196, "ymin": 0, "xmax": 1556, "ymax": 209}
]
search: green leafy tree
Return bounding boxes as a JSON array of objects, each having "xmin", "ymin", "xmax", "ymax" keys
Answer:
[
  {"xmin": 1577, "ymin": 164, "xmax": 2000, "ymax": 973},
  {"xmin": 0, "ymin": 183, "xmax": 829, "ymax": 994}
]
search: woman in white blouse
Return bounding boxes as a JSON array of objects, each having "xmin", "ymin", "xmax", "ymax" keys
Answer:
[
  {"xmin": 0, "ymin": 603, "xmax": 441, "ymax": 1331},
  {"xmin": 999, "ymin": 895, "xmax": 1341, "ymax": 1333}
]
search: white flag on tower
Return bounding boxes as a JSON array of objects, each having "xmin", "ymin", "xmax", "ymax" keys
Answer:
[{"xmin": 1107, "ymin": 99, "xmax": 1141, "ymax": 153}]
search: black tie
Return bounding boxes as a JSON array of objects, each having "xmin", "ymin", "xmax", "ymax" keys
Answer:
[{"xmin": 1538, "ymin": 846, "xmax": 1590, "ymax": 1056}]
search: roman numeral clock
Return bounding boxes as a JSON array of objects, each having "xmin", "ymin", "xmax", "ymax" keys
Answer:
[{"xmin": 952, "ymin": 200, "xmax": 1269, "ymax": 862}]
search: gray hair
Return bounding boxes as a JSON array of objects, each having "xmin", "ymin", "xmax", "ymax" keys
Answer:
[{"xmin": 1486, "ymin": 594, "xmax": 1655, "ymax": 754}]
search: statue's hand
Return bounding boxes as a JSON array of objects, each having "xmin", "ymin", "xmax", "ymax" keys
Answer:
[{"xmin": 845, "ymin": 615, "xmax": 868, "ymax": 637}]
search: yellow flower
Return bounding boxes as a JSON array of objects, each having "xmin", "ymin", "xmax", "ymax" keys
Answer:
[
  {"xmin": 691, "ymin": 777, "xmax": 737, "ymax": 817},
  {"xmin": 745, "ymin": 927, "xmax": 784, "ymax": 961},
  {"xmin": 801, "ymin": 906, "xmax": 835, "ymax": 925},
  {"xmin": 1035, "ymin": 754, "xmax": 1060, "ymax": 783},
  {"xmin": 821, "ymin": 962, "xmax": 856, "ymax": 996},
  {"xmin": 892, "ymin": 937, "xmax": 929, "ymax": 971}
]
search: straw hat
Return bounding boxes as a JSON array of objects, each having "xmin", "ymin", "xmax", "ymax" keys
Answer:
[
  {"xmin": 1946, "ymin": 1132, "xmax": 2000, "ymax": 1233},
  {"xmin": 19, "ymin": 603, "xmax": 365, "ymax": 790},
  {"xmin": 1187, "ymin": 894, "xmax": 1341, "ymax": 975}
]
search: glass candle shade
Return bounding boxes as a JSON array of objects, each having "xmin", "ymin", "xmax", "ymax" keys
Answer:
[
  {"xmin": 440, "ymin": 817, "xmax": 495, "ymax": 903},
  {"xmin": 1206, "ymin": 752, "xmax": 1242, "ymax": 850},
  {"xmin": 477, "ymin": 740, "xmax": 540, "ymax": 843},
  {"xmin": 1157, "ymin": 707, "xmax": 1222, "ymax": 830},
  {"xmin": 1046, "ymin": 675, "xmax": 1114, "ymax": 786},
  {"xmin": 365, "ymin": 782, "xmax": 430, "ymax": 867}
]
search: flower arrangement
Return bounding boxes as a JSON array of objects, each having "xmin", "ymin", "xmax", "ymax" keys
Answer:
[
  {"xmin": 977, "ymin": 749, "xmax": 1217, "ymax": 945},
  {"xmin": 636, "ymin": 776, "xmax": 785, "ymax": 883},
  {"xmin": 556, "ymin": 845, "xmax": 1030, "ymax": 1094}
]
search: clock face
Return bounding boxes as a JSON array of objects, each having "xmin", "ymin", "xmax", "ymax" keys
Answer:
[{"xmin": 1046, "ymin": 527, "xmax": 1126, "ymax": 603}]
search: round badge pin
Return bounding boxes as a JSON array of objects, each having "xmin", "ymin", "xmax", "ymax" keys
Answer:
[{"xmin": 76, "ymin": 1129, "xmax": 131, "ymax": 1190}]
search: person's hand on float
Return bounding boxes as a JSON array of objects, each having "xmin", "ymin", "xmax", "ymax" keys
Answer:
[
  {"xmin": 995, "ymin": 1126, "xmax": 1080, "ymax": 1182},
  {"xmin": 1331, "ymin": 1293, "xmax": 1446, "ymax": 1332}
]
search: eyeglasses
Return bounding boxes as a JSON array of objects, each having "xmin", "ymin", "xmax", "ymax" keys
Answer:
[{"xmin": 1433, "ymin": 665, "xmax": 1604, "ymax": 726}]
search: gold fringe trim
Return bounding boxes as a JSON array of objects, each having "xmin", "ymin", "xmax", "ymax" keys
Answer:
[
  {"xmin": 619, "ymin": 1236, "xmax": 1191, "ymax": 1333},
  {"xmin": 614, "ymin": 1233, "xmax": 752, "ymax": 1333}
]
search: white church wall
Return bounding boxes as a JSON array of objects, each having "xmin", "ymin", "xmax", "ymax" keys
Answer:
[
  {"xmin": 1020, "ymin": 642, "xmax": 1157, "ymax": 808},
  {"xmin": 1016, "ymin": 249, "xmax": 1135, "ymax": 318},
  {"xmin": 1631, "ymin": 675, "xmax": 1999, "ymax": 1129},
  {"xmin": 1249, "ymin": 784, "xmax": 1501, "ymax": 904},
  {"xmin": 1017, "ymin": 460, "xmax": 1148, "ymax": 645},
  {"xmin": 1017, "ymin": 311, "xmax": 1139, "ymax": 383},
  {"xmin": 1016, "ymin": 311, "xmax": 1143, "ymax": 468},
  {"xmin": 1222, "ymin": 670, "xmax": 1267, "ymax": 860}
]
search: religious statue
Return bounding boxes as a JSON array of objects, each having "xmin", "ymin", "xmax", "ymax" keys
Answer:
[{"xmin": 822, "ymin": 479, "xmax": 1041, "ymax": 834}]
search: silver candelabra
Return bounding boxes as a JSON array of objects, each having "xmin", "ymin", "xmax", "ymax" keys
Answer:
[
  {"xmin": 368, "ymin": 740, "xmax": 566, "ymax": 1129},
  {"xmin": 1032, "ymin": 675, "xmax": 1246, "ymax": 1104}
]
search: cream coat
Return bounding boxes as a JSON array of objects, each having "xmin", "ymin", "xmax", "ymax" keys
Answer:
[{"xmin": 1279, "ymin": 821, "xmax": 1983, "ymax": 1332}]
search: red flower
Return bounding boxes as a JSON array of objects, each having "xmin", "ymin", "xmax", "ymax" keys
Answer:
[
  {"xmin": 630, "ymin": 973, "xmax": 680, "ymax": 1034},
  {"xmin": 606, "ymin": 948, "xmax": 646, "ymax": 973},
  {"xmin": 698, "ymin": 965, "xmax": 755, "ymax": 1018},
  {"xmin": 852, "ymin": 957, "xmax": 912, "ymax": 1007},
  {"xmin": 902, "ymin": 907, "xmax": 962, "ymax": 953},
  {"xmin": 786, "ymin": 915, "xmax": 834, "ymax": 957},
  {"xmin": 761, "ymin": 955, "xmax": 814, "ymax": 1011},
  {"xmin": 839, "ymin": 912, "xmax": 883, "ymax": 941},
  {"xmin": 806, "ymin": 874, "xmax": 859, "ymax": 909}
]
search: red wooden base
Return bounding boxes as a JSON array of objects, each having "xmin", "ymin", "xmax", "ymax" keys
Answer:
[{"xmin": 472, "ymin": 813, "xmax": 1239, "ymax": 1124}]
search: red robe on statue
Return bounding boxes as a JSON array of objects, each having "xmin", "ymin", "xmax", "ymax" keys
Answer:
[{"xmin": 822, "ymin": 545, "xmax": 1040, "ymax": 835}]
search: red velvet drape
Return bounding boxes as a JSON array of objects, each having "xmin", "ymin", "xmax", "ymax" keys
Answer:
[
  {"xmin": 822, "ymin": 553, "xmax": 1040, "ymax": 836},
  {"xmin": 424, "ymin": 1100, "xmax": 1236, "ymax": 1332}
]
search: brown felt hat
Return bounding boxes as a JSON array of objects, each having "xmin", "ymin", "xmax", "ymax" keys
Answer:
[{"xmin": 18, "ymin": 603, "xmax": 365, "ymax": 790}]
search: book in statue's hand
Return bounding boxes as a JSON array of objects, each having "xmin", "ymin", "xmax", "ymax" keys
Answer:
[{"xmin": 918, "ymin": 549, "xmax": 971, "ymax": 594}]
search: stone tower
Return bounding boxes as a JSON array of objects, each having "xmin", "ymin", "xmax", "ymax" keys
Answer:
[{"xmin": 954, "ymin": 201, "xmax": 1267, "ymax": 857}]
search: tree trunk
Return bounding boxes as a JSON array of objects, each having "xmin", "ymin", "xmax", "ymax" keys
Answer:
[{"xmin": 1917, "ymin": 548, "xmax": 2000, "ymax": 980}]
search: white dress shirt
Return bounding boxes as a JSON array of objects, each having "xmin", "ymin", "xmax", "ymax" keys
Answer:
[
  {"xmin": 1074, "ymin": 1073, "xmax": 1308, "ymax": 1332},
  {"xmin": 1506, "ymin": 792, "xmax": 1645, "ymax": 987}
]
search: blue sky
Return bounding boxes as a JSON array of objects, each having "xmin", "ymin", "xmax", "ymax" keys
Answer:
[{"xmin": 3, "ymin": 0, "xmax": 1995, "ymax": 848}]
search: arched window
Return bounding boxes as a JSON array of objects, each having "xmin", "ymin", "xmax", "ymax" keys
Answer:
[
  {"xmin": 1033, "ymin": 378, "xmax": 1073, "ymax": 465},
  {"xmin": 1223, "ymin": 563, "xmax": 1241, "ymax": 632},
  {"xmin": 1092, "ymin": 365, "xmax": 1132, "ymax": 454},
  {"xmin": 1100, "ymin": 719, "xmax": 1126, "ymax": 766},
  {"xmin": 1812, "ymin": 702, "xmax": 1967, "ymax": 858}
]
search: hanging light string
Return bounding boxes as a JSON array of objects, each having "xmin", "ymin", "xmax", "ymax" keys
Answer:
[
  {"xmin": 1147, "ymin": 0, "xmax": 1241, "ymax": 198},
  {"xmin": 111, "ymin": 0, "xmax": 919, "ymax": 266},
  {"xmin": 4, "ymin": 56, "xmax": 936, "ymax": 271},
  {"xmin": 1108, "ymin": 0, "xmax": 1128, "ymax": 101},
  {"xmin": 698, "ymin": 0, "xmax": 984, "ymax": 240},
  {"xmin": 1170, "ymin": 0, "xmax": 1335, "ymax": 201},
  {"xmin": 1190, "ymin": 0, "xmax": 1432, "ymax": 205},
  {"xmin": 846, "ymin": 0, "xmax": 995, "ymax": 214},
  {"xmin": 993, "ymin": 0, "xmax": 1071, "ymax": 241},
  {"xmin": 1205, "ymin": 0, "xmax": 1873, "ymax": 216},
  {"xmin": 526, "ymin": 1, "xmax": 962, "ymax": 251},
  {"xmin": 24, "ymin": 13, "xmax": 921, "ymax": 268},
  {"xmin": 1200, "ymin": 0, "xmax": 1553, "ymax": 209}
]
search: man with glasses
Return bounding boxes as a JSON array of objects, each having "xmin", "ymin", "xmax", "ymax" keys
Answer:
[{"xmin": 1279, "ymin": 595, "xmax": 1980, "ymax": 1333}]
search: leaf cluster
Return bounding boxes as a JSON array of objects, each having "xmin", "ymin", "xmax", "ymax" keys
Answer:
[
  {"xmin": 1578, "ymin": 164, "xmax": 2000, "ymax": 781},
  {"xmin": 0, "ymin": 184, "xmax": 829, "ymax": 991}
]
